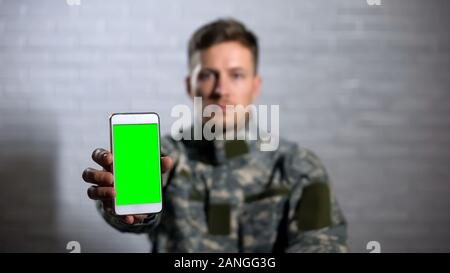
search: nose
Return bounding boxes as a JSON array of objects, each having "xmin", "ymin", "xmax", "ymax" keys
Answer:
[{"xmin": 210, "ymin": 72, "xmax": 230, "ymax": 99}]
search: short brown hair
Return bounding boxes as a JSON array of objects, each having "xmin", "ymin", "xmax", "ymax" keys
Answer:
[{"xmin": 188, "ymin": 18, "xmax": 259, "ymax": 73}]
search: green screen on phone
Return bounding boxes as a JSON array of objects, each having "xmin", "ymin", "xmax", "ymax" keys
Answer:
[{"xmin": 112, "ymin": 123, "xmax": 161, "ymax": 206}]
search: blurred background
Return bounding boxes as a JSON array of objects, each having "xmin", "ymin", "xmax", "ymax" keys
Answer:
[{"xmin": 0, "ymin": 0, "xmax": 449, "ymax": 252}]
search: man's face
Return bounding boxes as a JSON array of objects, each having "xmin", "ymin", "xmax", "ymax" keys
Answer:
[{"xmin": 187, "ymin": 41, "xmax": 261, "ymax": 131}]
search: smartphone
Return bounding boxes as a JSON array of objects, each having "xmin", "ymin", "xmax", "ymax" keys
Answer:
[{"xmin": 109, "ymin": 112, "xmax": 162, "ymax": 215}]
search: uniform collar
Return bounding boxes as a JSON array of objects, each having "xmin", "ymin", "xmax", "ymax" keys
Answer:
[{"xmin": 181, "ymin": 126, "xmax": 256, "ymax": 165}]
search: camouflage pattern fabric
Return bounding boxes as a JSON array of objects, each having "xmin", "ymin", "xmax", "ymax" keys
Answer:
[{"xmin": 98, "ymin": 132, "xmax": 348, "ymax": 253}]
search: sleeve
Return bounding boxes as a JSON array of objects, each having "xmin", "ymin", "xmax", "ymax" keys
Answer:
[
  {"xmin": 284, "ymin": 147, "xmax": 349, "ymax": 253},
  {"xmin": 96, "ymin": 200, "xmax": 161, "ymax": 234},
  {"xmin": 96, "ymin": 135, "xmax": 181, "ymax": 234}
]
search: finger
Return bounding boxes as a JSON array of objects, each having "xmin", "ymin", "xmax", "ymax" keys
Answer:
[
  {"xmin": 91, "ymin": 148, "xmax": 113, "ymax": 171},
  {"xmin": 87, "ymin": 186, "xmax": 115, "ymax": 200},
  {"xmin": 122, "ymin": 215, "xmax": 135, "ymax": 225},
  {"xmin": 102, "ymin": 200, "xmax": 114, "ymax": 212},
  {"xmin": 121, "ymin": 215, "xmax": 150, "ymax": 225},
  {"xmin": 161, "ymin": 156, "xmax": 172, "ymax": 173},
  {"xmin": 82, "ymin": 168, "xmax": 113, "ymax": 186},
  {"xmin": 134, "ymin": 214, "xmax": 149, "ymax": 222}
]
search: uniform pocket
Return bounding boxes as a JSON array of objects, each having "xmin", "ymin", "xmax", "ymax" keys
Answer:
[{"xmin": 241, "ymin": 192, "xmax": 287, "ymax": 252}]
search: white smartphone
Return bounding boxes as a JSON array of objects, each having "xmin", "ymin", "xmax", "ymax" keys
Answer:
[{"xmin": 109, "ymin": 112, "xmax": 163, "ymax": 215}]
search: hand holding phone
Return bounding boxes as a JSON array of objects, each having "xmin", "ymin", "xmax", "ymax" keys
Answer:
[{"xmin": 82, "ymin": 112, "xmax": 172, "ymax": 224}]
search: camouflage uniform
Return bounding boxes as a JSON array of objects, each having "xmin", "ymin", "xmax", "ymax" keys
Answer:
[{"xmin": 98, "ymin": 133, "xmax": 348, "ymax": 253}]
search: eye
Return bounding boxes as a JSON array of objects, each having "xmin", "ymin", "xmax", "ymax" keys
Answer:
[
  {"xmin": 198, "ymin": 71, "xmax": 213, "ymax": 81},
  {"xmin": 231, "ymin": 72, "xmax": 244, "ymax": 80}
]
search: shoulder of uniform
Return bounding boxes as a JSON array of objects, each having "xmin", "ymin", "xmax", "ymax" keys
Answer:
[
  {"xmin": 270, "ymin": 137, "xmax": 297, "ymax": 154},
  {"xmin": 281, "ymin": 142, "xmax": 329, "ymax": 186}
]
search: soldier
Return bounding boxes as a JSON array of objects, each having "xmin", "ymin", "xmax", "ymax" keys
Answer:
[{"xmin": 82, "ymin": 18, "xmax": 348, "ymax": 253}]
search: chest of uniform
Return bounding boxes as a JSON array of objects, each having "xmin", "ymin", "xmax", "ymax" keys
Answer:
[{"xmin": 163, "ymin": 160, "xmax": 289, "ymax": 251}]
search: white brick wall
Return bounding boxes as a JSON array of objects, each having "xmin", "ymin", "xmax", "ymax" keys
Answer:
[{"xmin": 0, "ymin": 0, "xmax": 449, "ymax": 252}]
